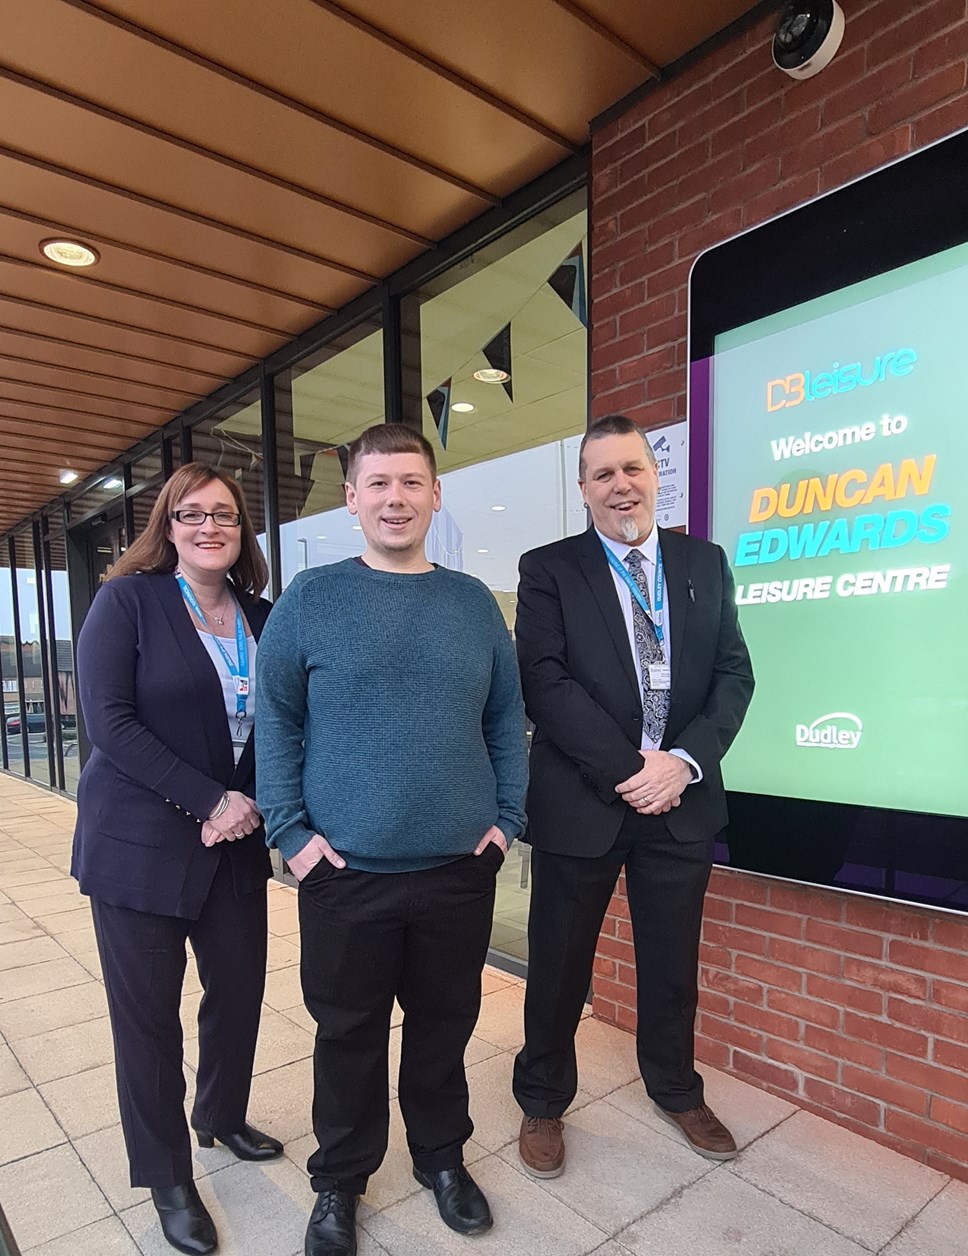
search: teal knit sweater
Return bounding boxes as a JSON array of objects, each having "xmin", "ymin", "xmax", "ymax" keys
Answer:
[{"xmin": 255, "ymin": 560, "xmax": 528, "ymax": 872}]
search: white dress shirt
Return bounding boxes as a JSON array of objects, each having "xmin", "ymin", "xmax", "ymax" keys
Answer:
[{"xmin": 595, "ymin": 527, "xmax": 702, "ymax": 782}]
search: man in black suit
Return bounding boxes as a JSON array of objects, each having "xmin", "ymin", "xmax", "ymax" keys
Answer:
[{"xmin": 513, "ymin": 415, "xmax": 754, "ymax": 1178}]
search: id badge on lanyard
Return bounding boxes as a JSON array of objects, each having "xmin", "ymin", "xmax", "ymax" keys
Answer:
[
  {"xmin": 602, "ymin": 543, "xmax": 670, "ymax": 690},
  {"xmin": 175, "ymin": 572, "xmax": 250, "ymax": 732}
]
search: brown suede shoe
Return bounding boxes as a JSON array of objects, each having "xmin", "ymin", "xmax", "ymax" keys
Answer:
[
  {"xmin": 518, "ymin": 1115, "xmax": 565, "ymax": 1178},
  {"xmin": 654, "ymin": 1103, "xmax": 738, "ymax": 1160}
]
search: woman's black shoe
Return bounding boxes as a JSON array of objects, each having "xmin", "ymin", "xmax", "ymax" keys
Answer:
[
  {"xmin": 194, "ymin": 1123, "xmax": 284, "ymax": 1161},
  {"xmin": 150, "ymin": 1183, "xmax": 217, "ymax": 1255},
  {"xmin": 413, "ymin": 1165, "xmax": 493, "ymax": 1234}
]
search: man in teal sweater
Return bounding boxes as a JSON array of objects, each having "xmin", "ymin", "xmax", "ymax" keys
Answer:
[{"xmin": 256, "ymin": 423, "xmax": 527, "ymax": 1256}]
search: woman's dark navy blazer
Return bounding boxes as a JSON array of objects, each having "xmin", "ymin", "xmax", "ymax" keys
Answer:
[{"xmin": 71, "ymin": 572, "xmax": 273, "ymax": 919}]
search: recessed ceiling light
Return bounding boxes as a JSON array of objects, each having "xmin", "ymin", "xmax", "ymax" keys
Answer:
[
  {"xmin": 104, "ymin": 477, "xmax": 123, "ymax": 490},
  {"xmin": 352, "ymin": 524, "xmax": 362, "ymax": 531},
  {"xmin": 59, "ymin": 469, "xmax": 78, "ymax": 485},
  {"xmin": 41, "ymin": 239, "xmax": 100, "ymax": 268},
  {"xmin": 473, "ymin": 368, "xmax": 509, "ymax": 384},
  {"xmin": 316, "ymin": 535, "xmax": 327, "ymax": 540},
  {"xmin": 452, "ymin": 402, "xmax": 475, "ymax": 413},
  {"xmin": 477, "ymin": 548, "xmax": 489, "ymax": 554},
  {"xmin": 490, "ymin": 504, "xmax": 506, "ymax": 512}
]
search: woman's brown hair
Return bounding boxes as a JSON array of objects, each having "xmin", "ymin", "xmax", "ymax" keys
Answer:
[{"xmin": 107, "ymin": 462, "xmax": 269, "ymax": 598}]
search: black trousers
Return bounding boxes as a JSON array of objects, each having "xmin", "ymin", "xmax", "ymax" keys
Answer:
[
  {"xmin": 513, "ymin": 811, "xmax": 713, "ymax": 1117},
  {"xmin": 298, "ymin": 846, "xmax": 501, "ymax": 1195},
  {"xmin": 90, "ymin": 853, "xmax": 268, "ymax": 1187}
]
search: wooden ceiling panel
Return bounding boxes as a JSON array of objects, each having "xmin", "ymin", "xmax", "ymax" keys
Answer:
[
  {"xmin": 0, "ymin": 398, "xmax": 155, "ymax": 442},
  {"xmin": 0, "ymin": 418, "xmax": 136, "ymax": 457},
  {"xmin": 571, "ymin": 0, "xmax": 762, "ymax": 66},
  {"xmin": 331, "ymin": 0, "xmax": 655, "ymax": 136},
  {"xmin": 0, "ymin": 155, "xmax": 366, "ymax": 308},
  {"xmin": 0, "ymin": 354, "xmax": 196, "ymax": 412},
  {"xmin": 0, "ymin": 378, "xmax": 174, "ymax": 425},
  {"xmin": 0, "ymin": 296, "xmax": 251, "ymax": 380},
  {"xmin": 0, "ymin": 80, "xmax": 423, "ymax": 278},
  {"xmin": 0, "ymin": 0, "xmax": 762, "ymax": 535},
  {"xmin": 0, "ymin": 210, "xmax": 329, "ymax": 332},
  {"xmin": 0, "ymin": 259, "xmax": 285, "ymax": 360},
  {"xmin": 87, "ymin": 0, "xmax": 578, "ymax": 192},
  {"xmin": 4, "ymin": 0, "xmax": 499, "ymax": 241},
  {"xmin": 0, "ymin": 329, "xmax": 227, "ymax": 397}
]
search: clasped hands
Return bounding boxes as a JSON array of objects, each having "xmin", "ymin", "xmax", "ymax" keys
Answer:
[
  {"xmin": 615, "ymin": 750, "xmax": 692, "ymax": 815},
  {"xmin": 201, "ymin": 789, "xmax": 261, "ymax": 848},
  {"xmin": 287, "ymin": 824, "xmax": 508, "ymax": 882}
]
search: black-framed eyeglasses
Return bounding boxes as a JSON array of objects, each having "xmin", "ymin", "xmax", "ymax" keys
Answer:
[{"xmin": 169, "ymin": 510, "xmax": 242, "ymax": 527}]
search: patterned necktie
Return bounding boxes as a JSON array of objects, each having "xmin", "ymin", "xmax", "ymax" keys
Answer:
[{"xmin": 625, "ymin": 548, "xmax": 669, "ymax": 744}]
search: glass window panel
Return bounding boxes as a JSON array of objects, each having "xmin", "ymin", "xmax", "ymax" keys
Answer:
[
  {"xmin": 131, "ymin": 487, "xmax": 161, "ymax": 541},
  {"xmin": 402, "ymin": 191, "xmax": 588, "ymax": 966},
  {"xmin": 12, "ymin": 532, "xmax": 50, "ymax": 785},
  {"xmin": 46, "ymin": 520, "xmax": 78, "ymax": 794},
  {"xmin": 130, "ymin": 445, "xmax": 164, "ymax": 485},
  {"xmin": 69, "ymin": 475, "xmax": 124, "ymax": 521},
  {"xmin": 276, "ymin": 321, "xmax": 383, "ymax": 587},
  {"xmin": 0, "ymin": 545, "xmax": 18, "ymax": 774},
  {"xmin": 190, "ymin": 389, "xmax": 265, "ymax": 546}
]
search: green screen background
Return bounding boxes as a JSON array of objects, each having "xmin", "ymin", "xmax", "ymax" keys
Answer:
[{"xmin": 711, "ymin": 244, "xmax": 968, "ymax": 817}]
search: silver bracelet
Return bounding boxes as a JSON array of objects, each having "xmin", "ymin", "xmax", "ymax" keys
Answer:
[{"xmin": 210, "ymin": 792, "xmax": 229, "ymax": 820}]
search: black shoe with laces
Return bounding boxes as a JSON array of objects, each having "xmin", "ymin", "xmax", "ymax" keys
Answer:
[
  {"xmin": 305, "ymin": 1189, "xmax": 358, "ymax": 1256},
  {"xmin": 413, "ymin": 1164, "xmax": 493, "ymax": 1235}
]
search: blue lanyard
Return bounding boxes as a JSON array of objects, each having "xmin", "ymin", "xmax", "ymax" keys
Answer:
[
  {"xmin": 602, "ymin": 541, "xmax": 666, "ymax": 648},
  {"xmin": 175, "ymin": 572, "xmax": 249, "ymax": 726}
]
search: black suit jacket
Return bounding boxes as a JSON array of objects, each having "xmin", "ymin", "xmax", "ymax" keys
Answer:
[
  {"xmin": 515, "ymin": 527, "xmax": 753, "ymax": 856},
  {"xmin": 71, "ymin": 572, "xmax": 273, "ymax": 918}
]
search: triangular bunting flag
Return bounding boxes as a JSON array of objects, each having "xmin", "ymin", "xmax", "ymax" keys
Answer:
[
  {"xmin": 427, "ymin": 378, "xmax": 452, "ymax": 448},
  {"xmin": 482, "ymin": 325, "xmax": 513, "ymax": 401},
  {"xmin": 547, "ymin": 243, "xmax": 587, "ymax": 327}
]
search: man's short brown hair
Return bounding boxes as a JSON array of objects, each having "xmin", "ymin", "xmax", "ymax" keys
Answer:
[{"xmin": 345, "ymin": 423, "xmax": 437, "ymax": 483}]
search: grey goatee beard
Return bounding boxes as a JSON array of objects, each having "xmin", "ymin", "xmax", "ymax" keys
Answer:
[{"xmin": 619, "ymin": 515, "xmax": 640, "ymax": 543}]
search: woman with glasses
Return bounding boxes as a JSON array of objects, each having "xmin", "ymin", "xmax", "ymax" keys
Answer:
[{"xmin": 71, "ymin": 462, "xmax": 282, "ymax": 1256}]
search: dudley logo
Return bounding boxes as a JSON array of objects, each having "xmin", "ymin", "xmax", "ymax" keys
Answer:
[{"xmin": 795, "ymin": 712, "xmax": 863, "ymax": 749}]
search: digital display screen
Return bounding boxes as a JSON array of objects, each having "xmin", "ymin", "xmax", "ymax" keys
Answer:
[
  {"xmin": 689, "ymin": 129, "xmax": 968, "ymax": 912},
  {"xmin": 711, "ymin": 245, "xmax": 966, "ymax": 819}
]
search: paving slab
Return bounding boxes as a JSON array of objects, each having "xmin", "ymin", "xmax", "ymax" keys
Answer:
[
  {"xmin": 0, "ymin": 1142, "xmax": 111, "ymax": 1250},
  {"xmin": 120, "ymin": 1156, "xmax": 315, "ymax": 1256},
  {"xmin": 0, "ymin": 1086, "xmax": 67, "ymax": 1164},
  {"xmin": 880, "ymin": 1179, "xmax": 968, "ymax": 1255},
  {"xmin": 727, "ymin": 1109, "xmax": 947, "ymax": 1251},
  {"xmin": 365, "ymin": 1152, "xmax": 608, "ymax": 1256},
  {"xmin": 39, "ymin": 1061, "xmax": 119, "ymax": 1139},
  {"xmin": 620, "ymin": 1168, "xmax": 870, "ymax": 1256},
  {"xmin": 499, "ymin": 1097, "xmax": 713, "ymax": 1235},
  {"xmin": 605, "ymin": 1063, "xmax": 797, "ymax": 1153}
]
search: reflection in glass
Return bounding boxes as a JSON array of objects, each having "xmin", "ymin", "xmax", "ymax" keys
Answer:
[
  {"xmin": 403, "ymin": 192, "xmax": 588, "ymax": 964},
  {"xmin": 131, "ymin": 487, "xmax": 161, "ymax": 542},
  {"xmin": 12, "ymin": 532, "xmax": 50, "ymax": 785},
  {"xmin": 69, "ymin": 475, "xmax": 124, "ymax": 522},
  {"xmin": 275, "ymin": 323, "xmax": 383, "ymax": 588},
  {"xmin": 190, "ymin": 389, "xmax": 265, "ymax": 539},
  {"xmin": 0, "ymin": 545, "xmax": 19, "ymax": 775},
  {"xmin": 46, "ymin": 523, "xmax": 78, "ymax": 794},
  {"xmin": 130, "ymin": 445, "xmax": 164, "ymax": 485}
]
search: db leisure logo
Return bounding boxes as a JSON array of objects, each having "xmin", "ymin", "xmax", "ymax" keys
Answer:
[{"xmin": 795, "ymin": 712, "xmax": 863, "ymax": 750}]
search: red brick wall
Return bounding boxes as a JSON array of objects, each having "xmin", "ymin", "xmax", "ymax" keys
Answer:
[{"xmin": 589, "ymin": 0, "xmax": 968, "ymax": 1181}]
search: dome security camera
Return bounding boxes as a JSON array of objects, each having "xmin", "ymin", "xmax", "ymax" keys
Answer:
[{"xmin": 773, "ymin": 1, "xmax": 846, "ymax": 80}]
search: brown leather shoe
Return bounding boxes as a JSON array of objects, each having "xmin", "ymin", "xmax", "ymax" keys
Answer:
[
  {"xmin": 654, "ymin": 1103, "xmax": 738, "ymax": 1160},
  {"xmin": 518, "ymin": 1115, "xmax": 565, "ymax": 1178}
]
